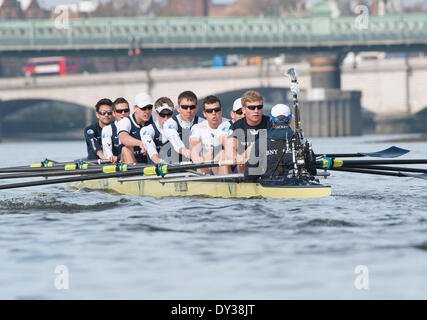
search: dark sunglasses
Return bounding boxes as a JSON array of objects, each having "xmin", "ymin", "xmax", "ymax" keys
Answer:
[
  {"xmin": 115, "ymin": 108, "xmax": 130, "ymax": 114},
  {"xmin": 180, "ymin": 105, "xmax": 197, "ymax": 110},
  {"xmin": 139, "ymin": 105, "xmax": 153, "ymax": 111},
  {"xmin": 204, "ymin": 106, "xmax": 222, "ymax": 114},
  {"xmin": 158, "ymin": 112, "xmax": 173, "ymax": 118},
  {"xmin": 234, "ymin": 108, "xmax": 243, "ymax": 115},
  {"xmin": 246, "ymin": 104, "xmax": 263, "ymax": 110},
  {"xmin": 98, "ymin": 110, "xmax": 113, "ymax": 115}
]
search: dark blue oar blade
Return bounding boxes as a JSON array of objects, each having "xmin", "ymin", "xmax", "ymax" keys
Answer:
[
  {"xmin": 399, "ymin": 172, "xmax": 427, "ymax": 180},
  {"xmin": 361, "ymin": 146, "xmax": 409, "ymax": 158},
  {"xmin": 317, "ymin": 146, "xmax": 409, "ymax": 158}
]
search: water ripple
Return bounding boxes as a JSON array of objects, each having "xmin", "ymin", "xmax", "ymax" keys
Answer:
[
  {"xmin": 0, "ymin": 197, "xmax": 131, "ymax": 214},
  {"xmin": 298, "ymin": 218, "xmax": 360, "ymax": 228},
  {"xmin": 1, "ymin": 139, "xmax": 427, "ymax": 299}
]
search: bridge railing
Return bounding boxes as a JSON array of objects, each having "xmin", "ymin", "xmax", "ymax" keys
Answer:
[{"xmin": 0, "ymin": 14, "xmax": 426, "ymax": 50}]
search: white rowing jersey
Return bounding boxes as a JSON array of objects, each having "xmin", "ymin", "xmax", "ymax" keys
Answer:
[
  {"xmin": 163, "ymin": 115, "xmax": 205, "ymax": 152},
  {"xmin": 101, "ymin": 121, "xmax": 120, "ymax": 159},
  {"xmin": 140, "ymin": 117, "xmax": 168, "ymax": 159},
  {"xmin": 190, "ymin": 118, "xmax": 231, "ymax": 157}
]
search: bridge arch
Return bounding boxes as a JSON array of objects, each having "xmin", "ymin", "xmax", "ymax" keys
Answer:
[
  {"xmin": 0, "ymin": 98, "xmax": 89, "ymax": 117},
  {"xmin": 0, "ymin": 98, "xmax": 92, "ymax": 140}
]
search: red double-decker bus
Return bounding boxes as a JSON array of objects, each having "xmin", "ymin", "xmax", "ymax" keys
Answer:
[{"xmin": 24, "ymin": 57, "xmax": 79, "ymax": 76}]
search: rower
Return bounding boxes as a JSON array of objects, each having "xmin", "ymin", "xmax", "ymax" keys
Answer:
[
  {"xmin": 163, "ymin": 91, "xmax": 204, "ymax": 163},
  {"xmin": 117, "ymin": 92, "xmax": 154, "ymax": 164},
  {"xmin": 140, "ymin": 97, "xmax": 175, "ymax": 164},
  {"xmin": 101, "ymin": 97, "xmax": 130, "ymax": 164},
  {"xmin": 189, "ymin": 95, "xmax": 231, "ymax": 175},
  {"xmin": 230, "ymin": 97, "xmax": 245, "ymax": 124},
  {"xmin": 225, "ymin": 90, "xmax": 271, "ymax": 174},
  {"xmin": 84, "ymin": 98, "xmax": 114, "ymax": 160}
]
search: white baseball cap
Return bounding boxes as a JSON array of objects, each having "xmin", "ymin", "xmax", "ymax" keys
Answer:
[
  {"xmin": 134, "ymin": 92, "xmax": 153, "ymax": 108},
  {"xmin": 156, "ymin": 103, "xmax": 174, "ymax": 113},
  {"xmin": 232, "ymin": 98, "xmax": 242, "ymax": 112},
  {"xmin": 270, "ymin": 104, "xmax": 293, "ymax": 122}
]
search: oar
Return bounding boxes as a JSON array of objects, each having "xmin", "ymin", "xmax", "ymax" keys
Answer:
[
  {"xmin": 316, "ymin": 146, "xmax": 409, "ymax": 158},
  {"xmin": 342, "ymin": 165, "xmax": 427, "ymax": 174},
  {"xmin": 47, "ymin": 158, "xmax": 112, "ymax": 165},
  {"xmin": 0, "ymin": 160, "xmax": 149, "ymax": 174},
  {"xmin": 0, "ymin": 163, "xmax": 133, "ymax": 180},
  {"xmin": 317, "ymin": 158, "xmax": 427, "ymax": 169},
  {"xmin": 0, "ymin": 160, "xmax": 235, "ymax": 190},
  {"xmin": 0, "ymin": 160, "xmax": 109, "ymax": 173},
  {"xmin": 328, "ymin": 167, "xmax": 427, "ymax": 180}
]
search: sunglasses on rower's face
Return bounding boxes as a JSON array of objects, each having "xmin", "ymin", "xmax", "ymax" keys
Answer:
[
  {"xmin": 204, "ymin": 106, "xmax": 222, "ymax": 114},
  {"xmin": 158, "ymin": 112, "xmax": 173, "ymax": 118},
  {"xmin": 234, "ymin": 108, "xmax": 243, "ymax": 115},
  {"xmin": 115, "ymin": 108, "xmax": 130, "ymax": 114},
  {"xmin": 180, "ymin": 105, "xmax": 197, "ymax": 110},
  {"xmin": 246, "ymin": 104, "xmax": 263, "ymax": 110},
  {"xmin": 98, "ymin": 110, "xmax": 113, "ymax": 116},
  {"xmin": 139, "ymin": 105, "xmax": 153, "ymax": 111}
]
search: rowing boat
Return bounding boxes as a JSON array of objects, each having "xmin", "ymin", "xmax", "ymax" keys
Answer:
[
  {"xmin": 70, "ymin": 178, "xmax": 331, "ymax": 199},
  {"xmin": 0, "ymin": 70, "xmax": 422, "ymax": 198},
  {"xmin": 69, "ymin": 173, "xmax": 331, "ymax": 199}
]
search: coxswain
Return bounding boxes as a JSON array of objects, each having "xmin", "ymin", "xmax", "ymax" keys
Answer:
[
  {"xmin": 140, "ymin": 97, "xmax": 175, "ymax": 164},
  {"xmin": 101, "ymin": 97, "xmax": 130, "ymax": 164},
  {"xmin": 117, "ymin": 92, "xmax": 154, "ymax": 164},
  {"xmin": 225, "ymin": 90, "xmax": 271, "ymax": 174},
  {"xmin": 229, "ymin": 97, "xmax": 245, "ymax": 124},
  {"xmin": 253, "ymin": 103, "xmax": 295, "ymax": 181},
  {"xmin": 84, "ymin": 98, "xmax": 114, "ymax": 160},
  {"xmin": 163, "ymin": 91, "xmax": 204, "ymax": 163},
  {"xmin": 189, "ymin": 95, "xmax": 231, "ymax": 175}
]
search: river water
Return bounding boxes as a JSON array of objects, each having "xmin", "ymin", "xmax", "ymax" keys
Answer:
[{"xmin": 0, "ymin": 134, "xmax": 426, "ymax": 300}]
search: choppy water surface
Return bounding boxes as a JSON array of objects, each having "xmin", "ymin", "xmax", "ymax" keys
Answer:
[{"xmin": 0, "ymin": 135, "xmax": 426, "ymax": 299}]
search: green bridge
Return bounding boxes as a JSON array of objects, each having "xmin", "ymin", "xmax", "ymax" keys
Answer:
[{"xmin": 0, "ymin": 4, "xmax": 426, "ymax": 57}]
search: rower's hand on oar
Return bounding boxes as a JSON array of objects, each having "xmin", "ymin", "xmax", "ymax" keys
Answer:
[
  {"xmin": 193, "ymin": 156, "xmax": 204, "ymax": 164},
  {"xmin": 139, "ymin": 142, "xmax": 147, "ymax": 155},
  {"xmin": 236, "ymin": 154, "xmax": 247, "ymax": 165},
  {"xmin": 151, "ymin": 155, "xmax": 164, "ymax": 165},
  {"xmin": 180, "ymin": 148, "xmax": 191, "ymax": 159},
  {"xmin": 96, "ymin": 150, "xmax": 105, "ymax": 160},
  {"xmin": 108, "ymin": 156, "xmax": 118, "ymax": 164}
]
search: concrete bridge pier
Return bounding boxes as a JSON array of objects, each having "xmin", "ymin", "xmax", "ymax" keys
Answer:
[
  {"xmin": 308, "ymin": 56, "xmax": 342, "ymax": 89},
  {"xmin": 304, "ymin": 54, "xmax": 362, "ymax": 136}
]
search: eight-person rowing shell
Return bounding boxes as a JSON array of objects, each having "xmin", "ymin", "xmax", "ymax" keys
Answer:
[{"xmin": 1, "ymin": 67, "xmax": 423, "ymax": 198}]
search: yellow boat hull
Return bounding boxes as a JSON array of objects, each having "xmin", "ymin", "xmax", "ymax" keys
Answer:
[{"xmin": 70, "ymin": 178, "xmax": 331, "ymax": 199}]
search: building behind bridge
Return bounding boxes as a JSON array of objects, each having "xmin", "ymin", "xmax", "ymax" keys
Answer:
[
  {"xmin": 0, "ymin": 0, "xmax": 424, "ymax": 21},
  {"xmin": 0, "ymin": 0, "xmax": 49, "ymax": 20}
]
